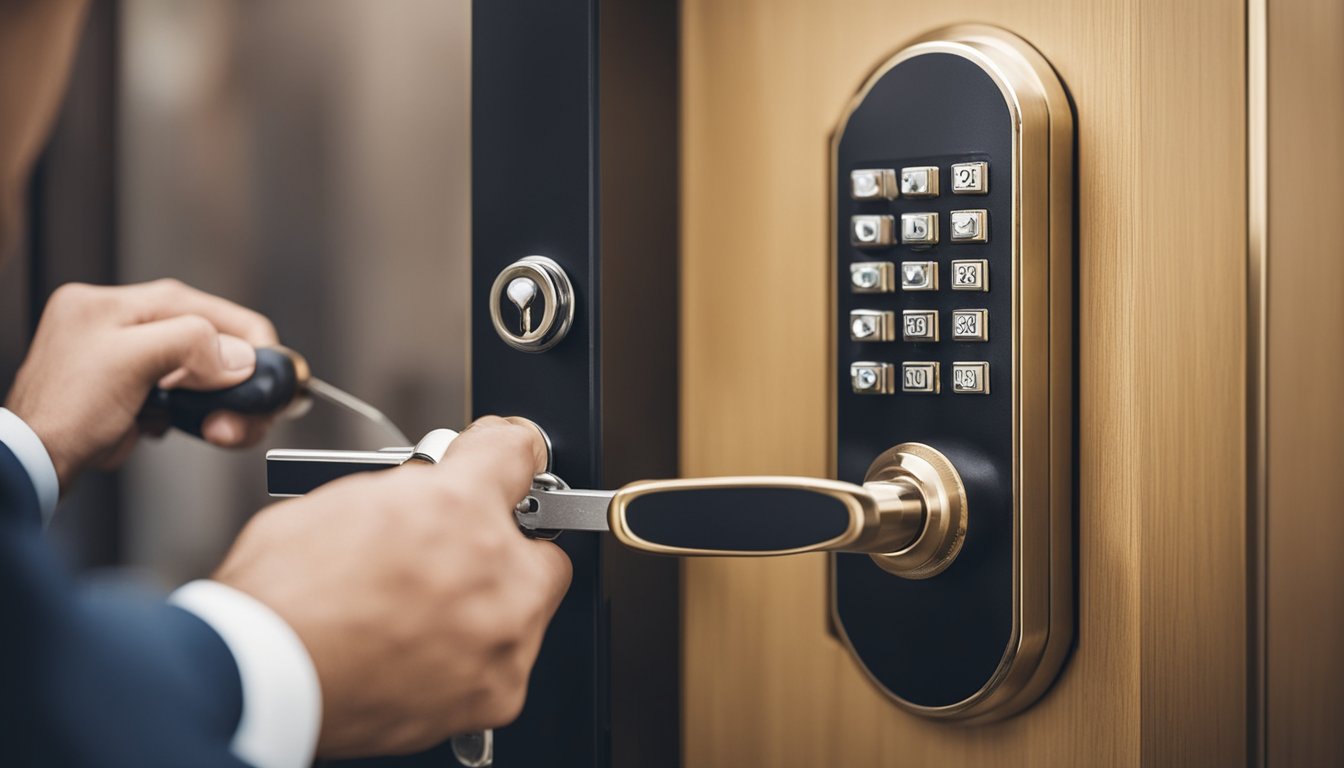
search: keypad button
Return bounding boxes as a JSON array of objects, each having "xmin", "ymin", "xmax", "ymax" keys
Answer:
[
  {"xmin": 850, "ymin": 169, "xmax": 899, "ymax": 200},
  {"xmin": 902, "ymin": 309, "xmax": 939, "ymax": 342},
  {"xmin": 850, "ymin": 309, "xmax": 895, "ymax": 342},
  {"xmin": 951, "ymin": 309, "xmax": 989, "ymax": 341},
  {"xmin": 850, "ymin": 362, "xmax": 894, "ymax": 394},
  {"xmin": 951, "ymin": 161, "xmax": 989, "ymax": 194},
  {"xmin": 850, "ymin": 262, "xmax": 895, "ymax": 293},
  {"xmin": 952, "ymin": 362, "xmax": 990, "ymax": 394},
  {"xmin": 851, "ymin": 215, "xmax": 894, "ymax": 247},
  {"xmin": 899, "ymin": 166, "xmax": 939, "ymax": 197},
  {"xmin": 950, "ymin": 259, "xmax": 988, "ymax": 291},
  {"xmin": 900, "ymin": 261, "xmax": 937, "ymax": 291},
  {"xmin": 900, "ymin": 212, "xmax": 939, "ymax": 245},
  {"xmin": 950, "ymin": 210, "xmax": 988, "ymax": 242},
  {"xmin": 901, "ymin": 361, "xmax": 940, "ymax": 393}
]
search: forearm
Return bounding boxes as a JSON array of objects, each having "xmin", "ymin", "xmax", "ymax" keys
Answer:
[{"xmin": 1, "ymin": 409, "xmax": 319, "ymax": 768}]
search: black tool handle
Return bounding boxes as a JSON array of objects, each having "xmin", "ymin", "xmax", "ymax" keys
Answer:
[{"xmin": 140, "ymin": 347, "xmax": 300, "ymax": 437}]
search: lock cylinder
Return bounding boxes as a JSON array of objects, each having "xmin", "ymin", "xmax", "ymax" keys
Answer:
[{"xmin": 488, "ymin": 255, "xmax": 575, "ymax": 352}]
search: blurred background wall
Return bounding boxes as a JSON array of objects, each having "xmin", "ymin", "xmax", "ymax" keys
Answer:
[{"xmin": 2, "ymin": 0, "xmax": 472, "ymax": 586}]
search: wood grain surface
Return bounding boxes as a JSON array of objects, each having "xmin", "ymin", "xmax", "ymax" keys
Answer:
[{"xmin": 679, "ymin": 1, "xmax": 1247, "ymax": 765}]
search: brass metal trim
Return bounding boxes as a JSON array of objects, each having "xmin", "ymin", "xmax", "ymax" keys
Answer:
[
  {"xmin": 1246, "ymin": 0, "xmax": 1267, "ymax": 761},
  {"xmin": 866, "ymin": 443, "xmax": 967, "ymax": 579},
  {"xmin": 828, "ymin": 24, "xmax": 1074, "ymax": 722},
  {"xmin": 272, "ymin": 344, "xmax": 314, "ymax": 420}
]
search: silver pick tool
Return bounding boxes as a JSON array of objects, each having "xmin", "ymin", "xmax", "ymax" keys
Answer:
[{"xmin": 305, "ymin": 376, "xmax": 411, "ymax": 447}]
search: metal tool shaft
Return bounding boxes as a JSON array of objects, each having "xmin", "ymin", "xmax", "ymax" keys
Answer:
[{"xmin": 306, "ymin": 376, "xmax": 410, "ymax": 446}]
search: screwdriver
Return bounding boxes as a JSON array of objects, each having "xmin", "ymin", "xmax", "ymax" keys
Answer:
[{"xmin": 139, "ymin": 346, "xmax": 410, "ymax": 446}]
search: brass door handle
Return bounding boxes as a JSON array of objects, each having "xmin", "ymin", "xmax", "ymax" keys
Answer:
[
  {"xmin": 611, "ymin": 442, "xmax": 966, "ymax": 578},
  {"xmin": 523, "ymin": 442, "xmax": 968, "ymax": 579}
]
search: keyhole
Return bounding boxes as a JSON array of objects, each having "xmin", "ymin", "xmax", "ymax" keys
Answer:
[{"xmin": 506, "ymin": 277, "xmax": 538, "ymax": 335}]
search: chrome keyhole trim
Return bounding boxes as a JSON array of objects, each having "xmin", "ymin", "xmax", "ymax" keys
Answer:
[{"xmin": 488, "ymin": 255, "xmax": 575, "ymax": 352}]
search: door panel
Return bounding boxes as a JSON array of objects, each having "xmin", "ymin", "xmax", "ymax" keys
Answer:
[{"xmin": 681, "ymin": 1, "xmax": 1246, "ymax": 765}]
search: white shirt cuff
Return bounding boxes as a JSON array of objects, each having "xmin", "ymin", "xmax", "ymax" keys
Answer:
[
  {"xmin": 0, "ymin": 407, "xmax": 60, "ymax": 524},
  {"xmin": 170, "ymin": 580, "xmax": 323, "ymax": 768}
]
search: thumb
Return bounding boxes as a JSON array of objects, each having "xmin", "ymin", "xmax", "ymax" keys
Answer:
[{"xmin": 123, "ymin": 315, "xmax": 258, "ymax": 392}]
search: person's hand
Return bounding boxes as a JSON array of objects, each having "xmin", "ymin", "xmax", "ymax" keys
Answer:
[
  {"xmin": 3, "ymin": 279, "xmax": 281, "ymax": 491},
  {"xmin": 212, "ymin": 416, "xmax": 571, "ymax": 757}
]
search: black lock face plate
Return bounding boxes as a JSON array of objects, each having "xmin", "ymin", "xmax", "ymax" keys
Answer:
[
  {"xmin": 830, "ymin": 28, "xmax": 1074, "ymax": 721},
  {"xmin": 834, "ymin": 50, "xmax": 1014, "ymax": 710}
]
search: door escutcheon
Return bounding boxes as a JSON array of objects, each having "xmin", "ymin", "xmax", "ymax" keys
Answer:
[
  {"xmin": 488, "ymin": 255, "xmax": 576, "ymax": 353},
  {"xmin": 831, "ymin": 25, "xmax": 1074, "ymax": 721}
]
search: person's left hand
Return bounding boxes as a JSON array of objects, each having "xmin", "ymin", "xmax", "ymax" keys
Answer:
[{"xmin": 4, "ymin": 279, "xmax": 280, "ymax": 491}]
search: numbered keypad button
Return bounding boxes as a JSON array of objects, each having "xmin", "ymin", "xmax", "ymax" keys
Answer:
[
  {"xmin": 951, "ymin": 259, "xmax": 988, "ymax": 291},
  {"xmin": 899, "ymin": 166, "xmax": 939, "ymax": 197},
  {"xmin": 899, "ymin": 261, "xmax": 937, "ymax": 291},
  {"xmin": 850, "ymin": 262, "xmax": 895, "ymax": 293},
  {"xmin": 950, "ymin": 210, "xmax": 988, "ymax": 242},
  {"xmin": 901, "ymin": 362, "xmax": 940, "ymax": 393},
  {"xmin": 851, "ymin": 215, "xmax": 894, "ymax": 247},
  {"xmin": 850, "ymin": 362, "xmax": 894, "ymax": 394},
  {"xmin": 951, "ymin": 362, "xmax": 990, "ymax": 394},
  {"xmin": 900, "ymin": 212, "xmax": 938, "ymax": 245},
  {"xmin": 951, "ymin": 161, "xmax": 988, "ymax": 194},
  {"xmin": 850, "ymin": 169, "xmax": 898, "ymax": 200},
  {"xmin": 902, "ymin": 310, "xmax": 939, "ymax": 342},
  {"xmin": 951, "ymin": 309, "xmax": 988, "ymax": 341},
  {"xmin": 850, "ymin": 309, "xmax": 895, "ymax": 341}
]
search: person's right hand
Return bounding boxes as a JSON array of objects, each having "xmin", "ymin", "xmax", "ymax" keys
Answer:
[
  {"xmin": 4, "ymin": 279, "xmax": 281, "ymax": 491},
  {"xmin": 212, "ymin": 416, "xmax": 572, "ymax": 758}
]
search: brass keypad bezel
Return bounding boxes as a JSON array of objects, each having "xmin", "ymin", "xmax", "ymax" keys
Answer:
[{"xmin": 830, "ymin": 25, "xmax": 1074, "ymax": 723}]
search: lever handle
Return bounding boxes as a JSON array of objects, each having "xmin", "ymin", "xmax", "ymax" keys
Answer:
[
  {"xmin": 608, "ymin": 443, "xmax": 967, "ymax": 578},
  {"xmin": 140, "ymin": 346, "xmax": 308, "ymax": 437},
  {"xmin": 608, "ymin": 476, "xmax": 925, "ymax": 556}
]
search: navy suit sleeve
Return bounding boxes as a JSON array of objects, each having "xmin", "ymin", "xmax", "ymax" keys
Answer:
[{"xmin": 0, "ymin": 442, "xmax": 248, "ymax": 768}]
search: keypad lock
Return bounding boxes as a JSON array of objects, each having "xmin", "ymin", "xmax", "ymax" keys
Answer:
[{"xmin": 832, "ymin": 25, "xmax": 1074, "ymax": 721}]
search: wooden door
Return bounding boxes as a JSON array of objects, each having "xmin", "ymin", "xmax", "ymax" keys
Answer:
[{"xmin": 679, "ymin": 1, "xmax": 1276, "ymax": 765}]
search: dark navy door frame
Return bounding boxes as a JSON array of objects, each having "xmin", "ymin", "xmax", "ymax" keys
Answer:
[{"xmin": 472, "ymin": 0, "xmax": 681, "ymax": 765}]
